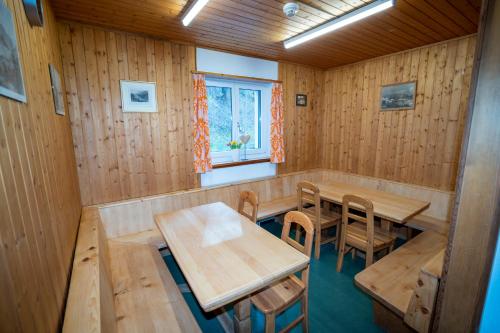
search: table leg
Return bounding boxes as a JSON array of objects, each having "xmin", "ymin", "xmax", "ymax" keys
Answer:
[
  {"xmin": 234, "ymin": 297, "xmax": 251, "ymax": 333},
  {"xmin": 380, "ymin": 218, "xmax": 392, "ymax": 232}
]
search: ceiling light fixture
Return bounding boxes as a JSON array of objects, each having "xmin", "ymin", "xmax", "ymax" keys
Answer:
[
  {"xmin": 182, "ymin": 0, "xmax": 210, "ymax": 27},
  {"xmin": 284, "ymin": 0, "xmax": 394, "ymax": 49}
]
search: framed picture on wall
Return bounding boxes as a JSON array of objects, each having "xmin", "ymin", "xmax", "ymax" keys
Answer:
[
  {"xmin": 49, "ymin": 64, "xmax": 65, "ymax": 115},
  {"xmin": 120, "ymin": 80, "xmax": 157, "ymax": 113},
  {"xmin": 296, "ymin": 94, "xmax": 307, "ymax": 107},
  {"xmin": 380, "ymin": 81, "xmax": 416, "ymax": 111},
  {"xmin": 0, "ymin": 1, "xmax": 27, "ymax": 103}
]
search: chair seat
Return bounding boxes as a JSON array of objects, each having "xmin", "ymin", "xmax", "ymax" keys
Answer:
[
  {"xmin": 302, "ymin": 207, "xmax": 341, "ymax": 227},
  {"xmin": 251, "ymin": 275, "xmax": 305, "ymax": 314},
  {"xmin": 346, "ymin": 222, "xmax": 397, "ymax": 250}
]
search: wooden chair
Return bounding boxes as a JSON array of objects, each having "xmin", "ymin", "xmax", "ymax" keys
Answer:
[
  {"xmin": 296, "ymin": 181, "xmax": 341, "ymax": 259},
  {"xmin": 238, "ymin": 190, "xmax": 259, "ymax": 223},
  {"xmin": 251, "ymin": 211, "xmax": 314, "ymax": 333},
  {"xmin": 336, "ymin": 194, "xmax": 397, "ymax": 272}
]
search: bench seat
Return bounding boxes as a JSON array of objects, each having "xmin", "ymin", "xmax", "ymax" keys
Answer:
[
  {"xmin": 63, "ymin": 207, "xmax": 200, "ymax": 332},
  {"xmin": 406, "ymin": 214, "xmax": 450, "ymax": 235},
  {"xmin": 354, "ymin": 231, "xmax": 447, "ymax": 332},
  {"xmin": 257, "ymin": 196, "xmax": 297, "ymax": 221},
  {"xmin": 111, "ymin": 228, "xmax": 167, "ymax": 249},
  {"xmin": 355, "ymin": 231, "xmax": 447, "ymax": 316},
  {"xmin": 109, "ymin": 240, "xmax": 200, "ymax": 333}
]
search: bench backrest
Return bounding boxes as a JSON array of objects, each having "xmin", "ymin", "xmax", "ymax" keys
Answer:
[
  {"xmin": 63, "ymin": 207, "xmax": 116, "ymax": 333},
  {"xmin": 98, "ymin": 169, "xmax": 454, "ymax": 239},
  {"xmin": 99, "ymin": 170, "xmax": 323, "ymax": 238}
]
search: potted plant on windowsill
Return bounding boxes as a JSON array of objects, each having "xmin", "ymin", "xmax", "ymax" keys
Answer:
[{"xmin": 227, "ymin": 140, "xmax": 243, "ymax": 162}]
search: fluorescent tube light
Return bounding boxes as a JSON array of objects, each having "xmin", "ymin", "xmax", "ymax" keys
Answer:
[
  {"xmin": 284, "ymin": 0, "xmax": 394, "ymax": 49},
  {"xmin": 182, "ymin": 0, "xmax": 210, "ymax": 26}
]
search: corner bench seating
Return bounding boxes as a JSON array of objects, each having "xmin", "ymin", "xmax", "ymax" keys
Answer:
[
  {"xmin": 64, "ymin": 170, "xmax": 453, "ymax": 332},
  {"xmin": 355, "ymin": 230, "xmax": 447, "ymax": 333},
  {"xmin": 97, "ymin": 170, "xmax": 453, "ymax": 252},
  {"xmin": 63, "ymin": 207, "xmax": 200, "ymax": 333}
]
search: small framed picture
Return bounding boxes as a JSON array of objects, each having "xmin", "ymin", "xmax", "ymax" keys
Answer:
[
  {"xmin": 120, "ymin": 80, "xmax": 157, "ymax": 113},
  {"xmin": 296, "ymin": 94, "xmax": 307, "ymax": 107},
  {"xmin": 49, "ymin": 64, "xmax": 65, "ymax": 115},
  {"xmin": 0, "ymin": 1, "xmax": 26, "ymax": 103},
  {"xmin": 380, "ymin": 81, "xmax": 416, "ymax": 111}
]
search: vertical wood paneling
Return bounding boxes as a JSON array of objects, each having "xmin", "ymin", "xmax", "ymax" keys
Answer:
[
  {"xmin": 320, "ymin": 36, "xmax": 476, "ymax": 191},
  {"xmin": 59, "ymin": 22, "xmax": 198, "ymax": 205},
  {"xmin": 61, "ymin": 22, "xmax": 323, "ymax": 205},
  {"xmin": 0, "ymin": 0, "xmax": 81, "ymax": 331},
  {"xmin": 278, "ymin": 62, "xmax": 324, "ymax": 174}
]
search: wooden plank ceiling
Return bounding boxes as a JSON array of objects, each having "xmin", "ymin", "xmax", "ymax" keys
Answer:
[{"xmin": 50, "ymin": 0, "xmax": 480, "ymax": 69}]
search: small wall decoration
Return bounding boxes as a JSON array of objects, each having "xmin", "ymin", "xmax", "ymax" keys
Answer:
[
  {"xmin": 22, "ymin": 0, "xmax": 44, "ymax": 27},
  {"xmin": 120, "ymin": 80, "xmax": 157, "ymax": 113},
  {"xmin": 0, "ymin": 1, "xmax": 26, "ymax": 103},
  {"xmin": 49, "ymin": 64, "xmax": 65, "ymax": 115},
  {"xmin": 380, "ymin": 81, "xmax": 416, "ymax": 111},
  {"xmin": 296, "ymin": 94, "xmax": 307, "ymax": 107}
]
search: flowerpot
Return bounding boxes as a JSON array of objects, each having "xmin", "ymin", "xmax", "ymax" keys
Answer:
[{"xmin": 231, "ymin": 149, "xmax": 240, "ymax": 162}]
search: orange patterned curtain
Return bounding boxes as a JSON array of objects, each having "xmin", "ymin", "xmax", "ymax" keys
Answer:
[
  {"xmin": 270, "ymin": 83, "xmax": 285, "ymax": 163},
  {"xmin": 192, "ymin": 74, "xmax": 212, "ymax": 173}
]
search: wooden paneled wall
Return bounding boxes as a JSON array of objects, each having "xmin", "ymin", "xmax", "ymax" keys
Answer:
[
  {"xmin": 0, "ymin": 0, "xmax": 81, "ymax": 332},
  {"xmin": 278, "ymin": 62, "xmax": 324, "ymax": 174},
  {"xmin": 58, "ymin": 22, "xmax": 198, "ymax": 206},
  {"xmin": 59, "ymin": 22, "xmax": 324, "ymax": 205},
  {"xmin": 319, "ymin": 35, "xmax": 476, "ymax": 191}
]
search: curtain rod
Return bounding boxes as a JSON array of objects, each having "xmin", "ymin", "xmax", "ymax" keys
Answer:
[{"xmin": 191, "ymin": 70, "xmax": 282, "ymax": 84}]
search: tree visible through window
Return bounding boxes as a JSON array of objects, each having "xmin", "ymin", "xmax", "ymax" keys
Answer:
[
  {"xmin": 206, "ymin": 78, "xmax": 270, "ymax": 164},
  {"xmin": 207, "ymin": 86, "xmax": 232, "ymax": 152}
]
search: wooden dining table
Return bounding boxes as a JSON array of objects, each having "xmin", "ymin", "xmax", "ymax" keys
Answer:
[
  {"xmin": 317, "ymin": 181, "xmax": 430, "ymax": 228},
  {"xmin": 154, "ymin": 202, "xmax": 310, "ymax": 333}
]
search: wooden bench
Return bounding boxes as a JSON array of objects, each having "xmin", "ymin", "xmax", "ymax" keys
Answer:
[
  {"xmin": 405, "ymin": 214, "xmax": 450, "ymax": 235},
  {"xmin": 257, "ymin": 195, "xmax": 297, "ymax": 221},
  {"xmin": 63, "ymin": 207, "xmax": 200, "ymax": 333},
  {"xmin": 354, "ymin": 231, "xmax": 447, "ymax": 333}
]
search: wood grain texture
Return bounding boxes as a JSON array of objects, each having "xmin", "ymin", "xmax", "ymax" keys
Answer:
[
  {"xmin": 63, "ymin": 208, "xmax": 116, "ymax": 333},
  {"xmin": 0, "ymin": 0, "xmax": 81, "ymax": 332},
  {"xmin": 59, "ymin": 22, "xmax": 321, "ymax": 205},
  {"xmin": 355, "ymin": 231, "xmax": 447, "ymax": 317},
  {"xmin": 49, "ymin": 0, "xmax": 481, "ymax": 69},
  {"xmin": 155, "ymin": 202, "xmax": 310, "ymax": 312},
  {"xmin": 58, "ymin": 21, "xmax": 198, "ymax": 205},
  {"xmin": 108, "ymin": 240, "xmax": 201, "ymax": 333},
  {"xmin": 319, "ymin": 35, "xmax": 477, "ymax": 191},
  {"xmin": 435, "ymin": 0, "xmax": 500, "ymax": 331},
  {"xmin": 317, "ymin": 181, "xmax": 430, "ymax": 223},
  {"xmin": 278, "ymin": 62, "xmax": 324, "ymax": 174}
]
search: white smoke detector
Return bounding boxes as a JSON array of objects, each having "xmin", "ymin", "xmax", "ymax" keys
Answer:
[{"xmin": 283, "ymin": 2, "xmax": 299, "ymax": 17}]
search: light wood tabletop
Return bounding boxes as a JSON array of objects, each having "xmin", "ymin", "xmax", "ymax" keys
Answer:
[
  {"xmin": 155, "ymin": 202, "xmax": 310, "ymax": 332},
  {"xmin": 354, "ymin": 231, "xmax": 447, "ymax": 317},
  {"xmin": 317, "ymin": 181, "xmax": 430, "ymax": 224}
]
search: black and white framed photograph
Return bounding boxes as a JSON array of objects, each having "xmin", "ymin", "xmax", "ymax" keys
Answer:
[
  {"xmin": 49, "ymin": 64, "xmax": 65, "ymax": 115},
  {"xmin": 120, "ymin": 80, "xmax": 157, "ymax": 113},
  {"xmin": 380, "ymin": 81, "xmax": 416, "ymax": 111},
  {"xmin": 296, "ymin": 94, "xmax": 307, "ymax": 107},
  {"xmin": 0, "ymin": 1, "xmax": 26, "ymax": 103}
]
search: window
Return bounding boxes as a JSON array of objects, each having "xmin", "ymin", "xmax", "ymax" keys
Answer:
[{"xmin": 206, "ymin": 78, "xmax": 271, "ymax": 164}]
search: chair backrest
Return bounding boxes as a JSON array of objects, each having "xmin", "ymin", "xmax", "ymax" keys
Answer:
[
  {"xmin": 238, "ymin": 190, "xmax": 259, "ymax": 223},
  {"xmin": 297, "ymin": 181, "xmax": 321, "ymax": 224},
  {"xmin": 342, "ymin": 194, "xmax": 375, "ymax": 249},
  {"xmin": 282, "ymin": 211, "xmax": 314, "ymax": 285}
]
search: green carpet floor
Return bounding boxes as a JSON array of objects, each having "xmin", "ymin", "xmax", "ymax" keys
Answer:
[{"xmin": 163, "ymin": 219, "xmax": 385, "ymax": 333}]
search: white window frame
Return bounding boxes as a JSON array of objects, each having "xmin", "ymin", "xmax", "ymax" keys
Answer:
[{"xmin": 206, "ymin": 77, "xmax": 272, "ymax": 165}]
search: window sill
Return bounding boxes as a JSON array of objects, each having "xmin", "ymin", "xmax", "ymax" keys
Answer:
[{"xmin": 213, "ymin": 158, "xmax": 271, "ymax": 169}]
